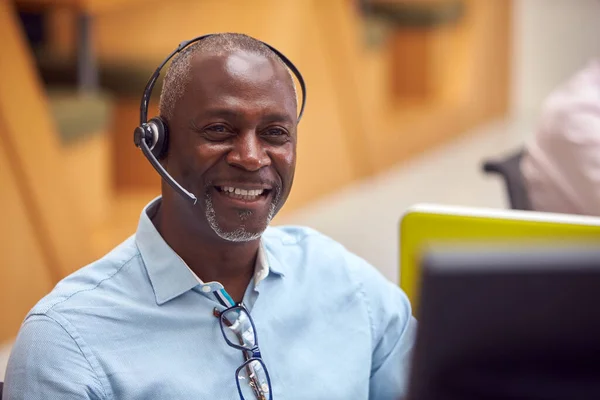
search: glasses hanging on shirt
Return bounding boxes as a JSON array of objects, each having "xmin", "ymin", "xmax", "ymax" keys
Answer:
[{"xmin": 216, "ymin": 303, "xmax": 273, "ymax": 400}]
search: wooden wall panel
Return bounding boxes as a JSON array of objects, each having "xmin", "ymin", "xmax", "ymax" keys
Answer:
[
  {"xmin": 0, "ymin": 0, "xmax": 91, "ymax": 279},
  {"xmin": 0, "ymin": 122, "xmax": 54, "ymax": 344},
  {"xmin": 312, "ymin": 0, "xmax": 376, "ymax": 179},
  {"xmin": 364, "ymin": 0, "xmax": 512, "ymax": 173},
  {"xmin": 62, "ymin": 132, "xmax": 111, "ymax": 231}
]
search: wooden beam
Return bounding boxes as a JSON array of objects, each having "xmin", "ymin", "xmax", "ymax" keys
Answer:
[
  {"xmin": 0, "ymin": 0, "xmax": 91, "ymax": 280},
  {"xmin": 0, "ymin": 112, "xmax": 54, "ymax": 343}
]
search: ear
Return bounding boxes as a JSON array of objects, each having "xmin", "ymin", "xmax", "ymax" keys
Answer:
[{"xmin": 148, "ymin": 116, "xmax": 169, "ymax": 160}]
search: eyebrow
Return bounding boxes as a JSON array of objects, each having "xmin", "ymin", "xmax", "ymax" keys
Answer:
[
  {"xmin": 198, "ymin": 108, "xmax": 296, "ymax": 125},
  {"xmin": 262, "ymin": 112, "xmax": 296, "ymax": 125}
]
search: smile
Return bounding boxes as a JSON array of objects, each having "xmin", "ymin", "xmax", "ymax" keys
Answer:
[{"xmin": 215, "ymin": 186, "xmax": 271, "ymax": 202}]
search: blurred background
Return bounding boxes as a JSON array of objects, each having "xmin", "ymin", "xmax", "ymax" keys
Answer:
[{"xmin": 1, "ymin": 0, "xmax": 599, "ymax": 377}]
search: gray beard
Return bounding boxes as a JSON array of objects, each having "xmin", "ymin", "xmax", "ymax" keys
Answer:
[{"xmin": 204, "ymin": 188, "xmax": 280, "ymax": 243}]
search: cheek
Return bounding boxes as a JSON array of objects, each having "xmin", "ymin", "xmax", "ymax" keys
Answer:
[
  {"xmin": 271, "ymin": 146, "xmax": 296, "ymax": 182},
  {"xmin": 281, "ymin": 150, "xmax": 295, "ymax": 170},
  {"xmin": 169, "ymin": 143, "xmax": 224, "ymax": 187},
  {"xmin": 191, "ymin": 143, "xmax": 228, "ymax": 169}
]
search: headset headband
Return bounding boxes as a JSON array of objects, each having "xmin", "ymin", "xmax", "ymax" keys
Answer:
[{"xmin": 139, "ymin": 34, "xmax": 307, "ymax": 126}]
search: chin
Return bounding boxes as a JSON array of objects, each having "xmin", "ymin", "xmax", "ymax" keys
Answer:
[
  {"xmin": 204, "ymin": 191, "xmax": 277, "ymax": 243},
  {"xmin": 206, "ymin": 208, "xmax": 271, "ymax": 243},
  {"xmin": 210, "ymin": 224, "xmax": 266, "ymax": 243}
]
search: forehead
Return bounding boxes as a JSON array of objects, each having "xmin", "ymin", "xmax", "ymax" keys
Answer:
[{"xmin": 181, "ymin": 50, "xmax": 297, "ymax": 119}]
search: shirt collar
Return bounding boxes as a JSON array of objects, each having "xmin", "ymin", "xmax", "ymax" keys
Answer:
[
  {"xmin": 135, "ymin": 196, "xmax": 284, "ymax": 305},
  {"xmin": 184, "ymin": 242, "xmax": 271, "ymax": 288}
]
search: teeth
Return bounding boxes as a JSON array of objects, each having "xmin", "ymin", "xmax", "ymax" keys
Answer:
[{"xmin": 220, "ymin": 186, "xmax": 265, "ymax": 198}]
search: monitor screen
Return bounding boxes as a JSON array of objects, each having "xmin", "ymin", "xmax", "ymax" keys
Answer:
[{"xmin": 406, "ymin": 244, "xmax": 600, "ymax": 400}]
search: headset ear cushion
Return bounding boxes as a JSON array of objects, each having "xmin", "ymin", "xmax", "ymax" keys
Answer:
[{"xmin": 148, "ymin": 117, "xmax": 169, "ymax": 160}]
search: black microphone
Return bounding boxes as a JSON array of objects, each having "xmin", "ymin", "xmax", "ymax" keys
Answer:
[{"xmin": 134, "ymin": 125, "xmax": 198, "ymax": 205}]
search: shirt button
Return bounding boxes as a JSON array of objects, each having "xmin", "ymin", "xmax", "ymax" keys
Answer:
[{"xmin": 201, "ymin": 286, "xmax": 212, "ymax": 293}]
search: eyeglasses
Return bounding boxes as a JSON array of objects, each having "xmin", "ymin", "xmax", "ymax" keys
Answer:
[{"xmin": 216, "ymin": 303, "xmax": 273, "ymax": 400}]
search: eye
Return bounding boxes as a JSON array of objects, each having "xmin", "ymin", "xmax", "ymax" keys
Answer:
[
  {"xmin": 206, "ymin": 124, "xmax": 228, "ymax": 133},
  {"xmin": 203, "ymin": 124, "xmax": 234, "ymax": 141},
  {"xmin": 266, "ymin": 127, "xmax": 285, "ymax": 136},
  {"xmin": 262, "ymin": 127, "xmax": 290, "ymax": 139}
]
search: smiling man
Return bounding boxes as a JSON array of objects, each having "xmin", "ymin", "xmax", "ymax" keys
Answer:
[{"xmin": 4, "ymin": 33, "xmax": 416, "ymax": 400}]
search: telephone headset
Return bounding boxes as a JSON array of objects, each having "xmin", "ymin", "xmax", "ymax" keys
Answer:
[{"xmin": 133, "ymin": 34, "xmax": 307, "ymax": 205}]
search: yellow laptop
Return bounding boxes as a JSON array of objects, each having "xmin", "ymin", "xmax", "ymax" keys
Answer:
[{"xmin": 399, "ymin": 204, "xmax": 600, "ymax": 313}]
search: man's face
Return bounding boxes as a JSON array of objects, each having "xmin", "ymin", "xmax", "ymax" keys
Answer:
[{"xmin": 165, "ymin": 50, "xmax": 298, "ymax": 242}]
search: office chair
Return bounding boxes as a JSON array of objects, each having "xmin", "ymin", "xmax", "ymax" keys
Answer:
[{"xmin": 482, "ymin": 148, "xmax": 533, "ymax": 211}]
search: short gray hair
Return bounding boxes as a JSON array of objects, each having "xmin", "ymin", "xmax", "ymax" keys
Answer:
[{"xmin": 158, "ymin": 33, "xmax": 297, "ymax": 122}]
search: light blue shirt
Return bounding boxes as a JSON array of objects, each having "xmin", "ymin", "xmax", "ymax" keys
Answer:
[{"xmin": 5, "ymin": 197, "xmax": 416, "ymax": 400}]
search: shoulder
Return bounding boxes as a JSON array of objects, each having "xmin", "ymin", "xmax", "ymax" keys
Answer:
[
  {"xmin": 264, "ymin": 226, "xmax": 414, "ymax": 348},
  {"xmin": 262, "ymin": 225, "xmax": 355, "ymax": 265},
  {"xmin": 537, "ymin": 61, "xmax": 600, "ymax": 142},
  {"xmin": 262, "ymin": 225, "xmax": 343, "ymax": 249},
  {"xmin": 263, "ymin": 225, "xmax": 399, "ymax": 295},
  {"xmin": 5, "ymin": 313, "xmax": 108, "ymax": 399},
  {"xmin": 8, "ymin": 237, "xmax": 142, "ymax": 398},
  {"xmin": 29, "ymin": 235, "xmax": 142, "ymax": 317}
]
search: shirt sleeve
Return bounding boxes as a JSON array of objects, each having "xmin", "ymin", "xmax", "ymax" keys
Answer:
[
  {"xmin": 523, "ymin": 66, "xmax": 600, "ymax": 216},
  {"xmin": 4, "ymin": 314, "xmax": 106, "ymax": 400},
  {"xmin": 545, "ymin": 103, "xmax": 600, "ymax": 215},
  {"xmin": 350, "ymin": 255, "xmax": 417, "ymax": 400}
]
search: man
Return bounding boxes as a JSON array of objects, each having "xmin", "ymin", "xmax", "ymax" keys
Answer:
[
  {"xmin": 521, "ymin": 59, "xmax": 600, "ymax": 216},
  {"xmin": 5, "ymin": 33, "xmax": 415, "ymax": 399}
]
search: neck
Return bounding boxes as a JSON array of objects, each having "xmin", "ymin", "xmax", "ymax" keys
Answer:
[{"xmin": 153, "ymin": 197, "xmax": 259, "ymax": 303}]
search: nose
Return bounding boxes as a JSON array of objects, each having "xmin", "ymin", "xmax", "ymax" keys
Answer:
[{"xmin": 226, "ymin": 131, "xmax": 271, "ymax": 171}]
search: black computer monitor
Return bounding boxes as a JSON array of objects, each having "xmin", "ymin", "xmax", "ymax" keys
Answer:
[{"xmin": 406, "ymin": 244, "xmax": 600, "ymax": 400}]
